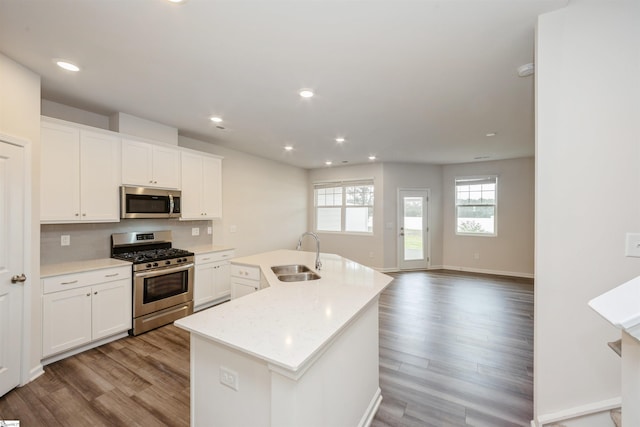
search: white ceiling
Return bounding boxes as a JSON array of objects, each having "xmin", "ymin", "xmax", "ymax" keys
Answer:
[{"xmin": 0, "ymin": 0, "xmax": 568, "ymax": 169}]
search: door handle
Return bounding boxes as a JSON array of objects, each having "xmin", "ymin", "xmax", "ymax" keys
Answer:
[
  {"xmin": 399, "ymin": 227, "xmax": 404, "ymax": 237},
  {"xmin": 11, "ymin": 274, "xmax": 27, "ymax": 284}
]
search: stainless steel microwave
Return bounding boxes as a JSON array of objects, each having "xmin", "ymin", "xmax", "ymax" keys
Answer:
[{"xmin": 120, "ymin": 186, "xmax": 181, "ymax": 219}]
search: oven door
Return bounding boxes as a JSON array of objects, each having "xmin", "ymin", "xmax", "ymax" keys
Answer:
[{"xmin": 133, "ymin": 263, "xmax": 194, "ymax": 318}]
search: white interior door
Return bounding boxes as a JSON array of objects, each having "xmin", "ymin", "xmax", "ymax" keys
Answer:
[
  {"xmin": 0, "ymin": 139, "xmax": 25, "ymax": 397},
  {"xmin": 398, "ymin": 189, "xmax": 430, "ymax": 270}
]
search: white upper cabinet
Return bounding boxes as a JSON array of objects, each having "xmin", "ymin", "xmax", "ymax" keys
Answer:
[
  {"xmin": 181, "ymin": 151, "xmax": 222, "ymax": 220},
  {"xmin": 122, "ymin": 138, "xmax": 181, "ymax": 189},
  {"xmin": 41, "ymin": 120, "xmax": 121, "ymax": 223}
]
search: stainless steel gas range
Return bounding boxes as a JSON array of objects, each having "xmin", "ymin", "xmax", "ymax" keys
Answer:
[{"xmin": 111, "ymin": 230, "xmax": 194, "ymax": 335}]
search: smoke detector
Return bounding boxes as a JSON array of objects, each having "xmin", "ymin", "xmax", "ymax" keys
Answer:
[{"xmin": 517, "ymin": 63, "xmax": 535, "ymax": 77}]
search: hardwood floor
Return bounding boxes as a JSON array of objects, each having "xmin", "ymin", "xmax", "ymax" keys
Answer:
[
  {"xmin": 374, "ymin": 270, "xmax": 534, "ymax": 427},
  {"xmin": 0, "ymin": 270, "xmax": 533, "ymax": 427}
]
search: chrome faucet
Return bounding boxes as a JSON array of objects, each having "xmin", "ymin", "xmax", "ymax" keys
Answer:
[{"xmin": 296, "ymin": 231, "xmax": 322, "ymax": 270}]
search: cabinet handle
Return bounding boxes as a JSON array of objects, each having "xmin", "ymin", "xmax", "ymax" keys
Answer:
[
  {"xmin": 86, "ymin": 293, "xmax": 90, "ymax": 297},
  {"xmin": 75, "ymin": 213, "xmax": 79, "ymax": 217},
  {"xmin": 105, "ymin": 273, "xmax": 119, "ymax": 277},
  {"xmin": 202, "ymin": 257, "xmax": 211, "ymax": 261},
  {"xmin": 82, "ymin": 213, "xmax": 86, "ymax": 216},
  {"xmin": 94, "ymin": 291, "xmax": 98, "ymax": 295},
  {"xmin": 61, "ymin": 280, "xmax": 78, "ymax": 285}
]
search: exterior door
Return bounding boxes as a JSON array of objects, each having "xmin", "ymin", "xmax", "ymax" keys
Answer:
[
  {"xmin": 398, "ymin": 189, "xmax": 430, "ymax": 270},
  {"xmin": 0, "ymin": 138, "xmax": 25, "ymax": 397}
]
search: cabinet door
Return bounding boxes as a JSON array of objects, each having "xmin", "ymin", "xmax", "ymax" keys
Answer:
[
  {"xmin": 213, "ymin": 261, "xmax": 231, "ymax": 299},
  {"xmin": 180, "ymin": 152, "xmax": 204, "ymax": 219},
  {"xmin": 41, "ymin": 122, "xmax": 81, "ymax": 222},
  {"xmin": 91, "ymin": 279, "xmax": 132, "ymax": 340},
  {"xmin": 152, "ymin": 146, "xmax": 181, "ymax": 189},
  {"xmin": 42, "ymin": 287, "xmax": 92, "ymax": 357},
  {"xmin": 194, "ymin": 262, "xmax": 215, "ymax": 308},
  {"xmin": 202, "ymin": 157, "xmax": 222, "ymax": 218},
  {"xmin": 122, "ymin": 139, "xmax": 153, "ymax": 186},
  {"xmin": 231, "ymin": 278, "xmax": 259, "ymax": 299},
  {"xmin": 80, "ymin": 130, "xmax": 121, "ymax": 222}
]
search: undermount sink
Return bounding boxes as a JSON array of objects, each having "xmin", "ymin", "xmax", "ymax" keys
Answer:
[
  {"xmin": 271, "ymin": 265, "xmax": 320, "ymax": 282},
  {"xmin": 276, "ymin": 272, "xmax": 322, "ymax": 282},
  {"xmin": 271, "ymin": 264, "xmax": 312, "ymax": 275}
]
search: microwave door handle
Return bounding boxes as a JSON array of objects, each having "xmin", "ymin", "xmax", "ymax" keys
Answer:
[
  {"xmin": 169, "ymin": 194, "xmax": 174, "ymax": 216},
  {"xmin": 135, "ymin": 262, "xmax": 195, "ymax": 278}
]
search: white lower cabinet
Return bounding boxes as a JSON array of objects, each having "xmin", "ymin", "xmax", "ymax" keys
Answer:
[
  {"xmin": 42, "ymin": 265, "xmax": 132, "ymax": 359},
  {"xmin": 230, "ymin": 264, "xmax": 266, "ymax": 299},
  {"xmin": 194, "ymin": 250, "xmax": 234, "ymax": 310}
]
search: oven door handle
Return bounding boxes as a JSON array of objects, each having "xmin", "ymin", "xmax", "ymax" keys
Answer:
[{"xmin": 135, "ymin": 262, "xmax": 194, "ymax": 278}]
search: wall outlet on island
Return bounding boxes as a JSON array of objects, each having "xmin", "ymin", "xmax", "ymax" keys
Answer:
[
  {"xmin": 220, "ymin": 366, "xmax": 239, "ymax": 391},
  {"xmin": 60, "ymin": 235, "xmax": 71, "ymax": 246},
  {"xmin": 192, "ymin": 227, "xmax": 200, "ymax": 236},
  {"xmin": 207, "ymin": 226, "xmax": 212, "ymax": 235}
]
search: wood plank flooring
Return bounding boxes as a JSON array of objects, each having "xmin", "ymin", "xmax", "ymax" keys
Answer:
[{"xmin": 0, "ymin": 270, "xmax": 533, "ymax": 427}]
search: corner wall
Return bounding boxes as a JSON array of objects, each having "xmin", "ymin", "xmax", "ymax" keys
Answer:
[{"xmin": 535, "ymin": 0, "xmax": 640, "ymax": 423}]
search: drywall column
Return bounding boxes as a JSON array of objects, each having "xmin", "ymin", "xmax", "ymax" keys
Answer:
[{"xmin": 535, "ymin": 1, "xmax": 640, "ymax": 424}]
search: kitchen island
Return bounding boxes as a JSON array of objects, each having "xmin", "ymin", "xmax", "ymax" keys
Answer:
[{"xmin": 175, "ymin": 249, "xmax": 393, "ymax": 427}]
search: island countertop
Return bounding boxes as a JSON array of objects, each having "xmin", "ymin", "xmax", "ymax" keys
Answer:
[{"xmin": 174, "ymin": 249, "xmax": 393, "ymax": 373}]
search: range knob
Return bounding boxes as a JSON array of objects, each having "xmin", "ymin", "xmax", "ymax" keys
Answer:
[
  {"xmin": 165, "ymin": 260, "xmax": 171, "ymax": 265},
  {"xmin": 146, "ymin": 263, "xmax": 152, "ymax": 268},
  {"xmin": 153, "ymin": 262, "xmax": 159, "ymax": 267}
]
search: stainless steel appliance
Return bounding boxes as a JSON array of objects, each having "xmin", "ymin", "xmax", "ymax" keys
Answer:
[
  {"xmin": 111, "ymin": 230, "xmax": 194, "ymax": 335},
  {"xmin": 120, "ymin": 186, "xmax": 182, "ymax": 219}
]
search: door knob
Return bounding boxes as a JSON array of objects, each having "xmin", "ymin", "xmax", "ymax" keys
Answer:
[{"xmin": 11, "ymin": 274, "xmax": 27, "ymax": 284}]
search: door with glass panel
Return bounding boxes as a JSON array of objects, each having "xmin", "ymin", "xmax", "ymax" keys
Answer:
[{"xmin": 398, "ymin": 189, "xmax": 430, "ymax": 270}]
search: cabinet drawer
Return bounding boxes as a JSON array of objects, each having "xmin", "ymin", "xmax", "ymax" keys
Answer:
[
  {"xmin": 196, "ymin": 250, "xmax": 235, "ymax": 264},
  {"xmin": 43, "ymin": 266, "xmax": 131, "ymax": 294},
  {"xmin": 231, "ymin": 264, "xmax": 260, "ymax": 281}
]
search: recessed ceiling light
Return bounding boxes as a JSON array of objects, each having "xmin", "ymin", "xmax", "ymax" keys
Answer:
[
  {"xmin": 167, "ymin": 0, "xmax": 187, "ymax": 3},
  {"xmin": 210, "ymin": 116, "xmax": 223, "ymax": 123},
  {"xmin": 325, "ymin": 161, "xmax": 332, "ymax": 166},
  {"xmin": 55, "ymin": 60, "xmax": 80, "ymax": 72},
  {"xmin": 335, "ymin": 137, "xmax": 345, "ymax": 143},
  {"xmin": 284, "ymin": 145, "xmax": 293, "ymax": 151},
  {"xmin": 368, "ymin": 155, "xmax": 376, "ymax": 161},
  {"xmin": 486, "ymin": 132, "xmax": 497, "ymax": 137},
  {"xmin": 299, "ymin": 89, "xmax": 314, "ymax": 98}
]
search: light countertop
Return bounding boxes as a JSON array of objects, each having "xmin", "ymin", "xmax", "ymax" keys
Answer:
[
  {"xmin": 175, "ymin": 249, "xmax": 393, "ymax": 373},
  {"xmin": 186, "ymin": 244, "xmax": 235, "ymax": 255},
  {"xmin": 41, "ymin": 258, "xmax": 132, "ymax": 278}
]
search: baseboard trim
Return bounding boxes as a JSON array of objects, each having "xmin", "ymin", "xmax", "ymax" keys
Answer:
[
  {"xmin": 27, "ymin": 364, "xmax": 44, "ymax": 384},
  {"xmin": 534, "ymin": 397, "xmax": 621, "ymax": 426},
  {"xmin": 441, "ymin": 265, "xmax": 534, "ymax": 279}
]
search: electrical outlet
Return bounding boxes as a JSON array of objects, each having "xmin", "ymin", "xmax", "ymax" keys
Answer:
[
  {"xmin": 625, "ymin": 233, "xmax": 640, "ymax": 257},
  {"xmin": 61, "ymin": 235, "xmax": 71, "ymax": 246},
  {"xmin": 230, "ymin": 225, "xmax": 237, "ymax": 233},
  {"xmin": 219, "ymin": 366, "xmax": 239, "ymax": 391},
  {"xmin": 207, "ymin": 226, "xmax": 212, "ymax": 235},
  {"xmin": 192, "ymin": 227, "xmax": 200, "ymax": 236}
]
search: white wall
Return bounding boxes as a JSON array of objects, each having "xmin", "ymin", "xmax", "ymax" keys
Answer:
[
  {"xmin": 535, "ymin": 1, "xmax": 640, "ymax": 424},
  {"xmin": 308, "ymin": 163, "xmax": 384, "ymax": 268},
  {"xmin": 442, "ymin": 157, "xmax": 535, "ymax": 277},
  {"xmin": 179, "ymin": 136, "xmax": 308, "ymax": 256},
  {"xmin": 382, "ymin": 162, "xmax": 443, "ymax": 269},
  {"xmin": 0, "ymin": 52, "xmax": 42, "ymax": 381}
]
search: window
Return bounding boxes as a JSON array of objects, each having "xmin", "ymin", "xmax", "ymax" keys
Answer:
[
  {"xmin": 315, "ymin": 180, "xmax": 374, "ymax": 233},
  {"xmin": 455, "ymin": 176, "xmax": 497, "ymax": 236}
]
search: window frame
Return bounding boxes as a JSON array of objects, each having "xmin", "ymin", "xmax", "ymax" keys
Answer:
[
  {"xmin": 314, "ymin": 179, "xmax": 374, "ymax": 235},
  {"xmin": 454, "ymin": 175, "xmax": 498, "ymax": 237}
]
